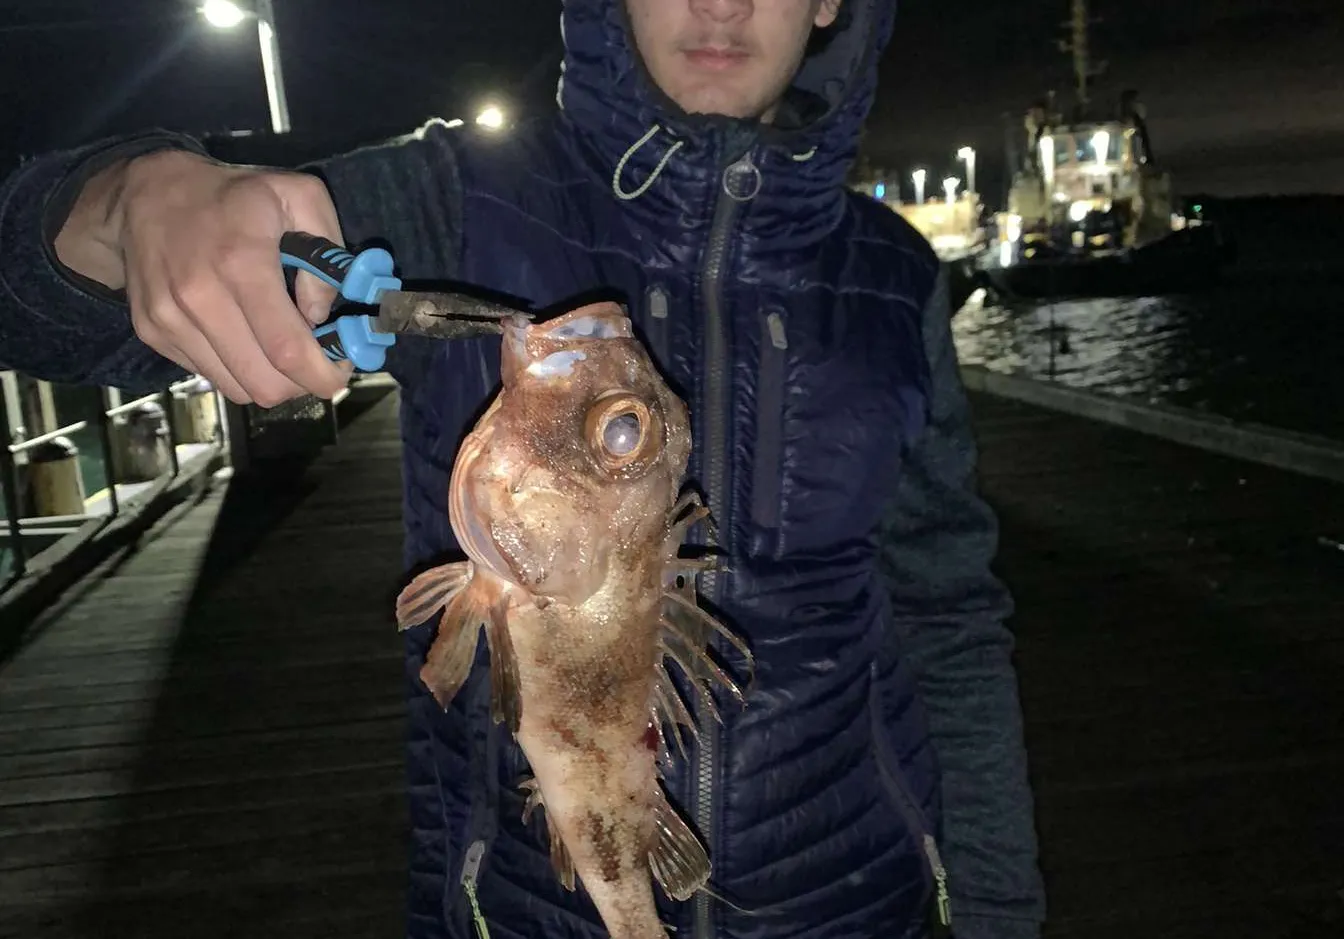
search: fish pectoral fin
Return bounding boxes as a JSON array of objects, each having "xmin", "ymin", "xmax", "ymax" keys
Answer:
[
  {"xmin": 518, "ymin": 777, "xmax": 578, "ymax": 892},
  {"xmin": 395, "ymin": 561, "xmax": 473, "ymax": 631},
  {"xmin": 486, "ymin": 599, "xmax": 522, "ymax": 732},
  {"xmin": 649, "ymin": 788, "xmax": 710, "ymax": 902},
  {"xmin": 418, "ymin": 581, "xmax": 488, "ymax": 710}
]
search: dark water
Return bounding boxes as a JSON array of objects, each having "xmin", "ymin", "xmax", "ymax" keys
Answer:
[{"xmin": 953, "ymin": 197, "xmax": 1344, "ymax": 444}]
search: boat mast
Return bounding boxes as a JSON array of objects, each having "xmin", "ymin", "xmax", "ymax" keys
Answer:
[{"xmin": 1070, "ymin": 0, "xmax": 1090, "ymax": 109}]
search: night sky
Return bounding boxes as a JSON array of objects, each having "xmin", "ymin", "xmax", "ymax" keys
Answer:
[{"xmin": 3, "ymin": 0, "xmax": 1342, "ymax": 205}]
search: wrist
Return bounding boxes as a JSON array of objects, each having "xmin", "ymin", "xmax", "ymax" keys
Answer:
[{"xmin": 52, "ymin": 156, "xmax": 134, "ymax": 291}]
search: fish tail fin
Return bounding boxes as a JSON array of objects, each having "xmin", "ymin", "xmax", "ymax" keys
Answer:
[
  {"xmin": 418, "ymin": 578, "xmax": 489, "ymax": 710},
  {"xmin": 649, "ymin": 787, "xmax": 710, "ymax": 902},
  {"xmin": 395, "ymin": 560, "xmax": 473, "ymax": 631}
]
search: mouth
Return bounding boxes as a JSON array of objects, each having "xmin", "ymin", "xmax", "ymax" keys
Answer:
[{"xmin": 682, "ymin": 46, "xmax": 751, "ymax": 71}]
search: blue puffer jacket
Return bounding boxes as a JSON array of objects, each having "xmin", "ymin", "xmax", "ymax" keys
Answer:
[
  {"xmin": 0, "ymin": 1, "xmax": 1046, "ymax": 937},
  {"xmin": 340, "ymin": 1, "xmax": 993, "ymax": 937}
]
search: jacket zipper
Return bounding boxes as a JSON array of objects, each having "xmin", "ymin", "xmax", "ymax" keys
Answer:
[
  {"xmin": 693, "ymin": 132, "xmax": 759, "ymax": 939},
  {"xmin": 460, "ymin": 839, "xmax": 491, "ymax": 939},
  {"xmin": 868, "ymin": 662, "xmax": 953, "ymax": 933},
  {"xmin": 750, "ymin": 308, "xmax": 788, "ymax": 531}
]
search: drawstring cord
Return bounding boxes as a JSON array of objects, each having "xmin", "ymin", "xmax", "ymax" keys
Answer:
[
  {"xmin": 611, "ymin": 124, "xmax": 818, "ymax": 202},
  {"xmin": 612, "ymin": 125, "xmax": 684, "ymax": 200}
]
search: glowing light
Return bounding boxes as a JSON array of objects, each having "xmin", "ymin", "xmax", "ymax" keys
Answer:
[
  {"xmin": 1092, "ymin": 130, "xmax": 1111, "ymax": 167},
  {"xmin": 201, "ymin": 0, "xmax": 246, "ymax": 28},
  {"xmin": 943, "ymin": 176, "xmax": 960, "ymax": 205},
  {"xmin": 912, "ymin": 168, "xmax": 927, "ymax": 204},
  {"xmin": 476, "ymin": 105, "xmax": 506, "ymax": 130}
]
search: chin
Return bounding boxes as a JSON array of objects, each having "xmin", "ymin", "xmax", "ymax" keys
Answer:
[{"xmin": 672, "ymin": 86, "xmax": 764, "ymax": 121}]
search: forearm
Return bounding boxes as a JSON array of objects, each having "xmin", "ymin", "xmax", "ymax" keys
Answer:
[
  {"xmin": 0, "ymin": 132, "xmax": 205, "ymax": 392},
  {"xmin": 880, "ymin": 266, "xmax": 1046, "ymax": 935},
  {"xmin": 0, "ymin": 120, "xmax": 465, "ymax": 396}
]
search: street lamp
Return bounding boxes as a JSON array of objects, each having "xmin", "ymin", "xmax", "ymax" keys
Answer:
[
  {"xmin": 943, "ymin": 176, "xmax": 960, "ymax": 205},
  {"xmin": 199, "ymin": 0, "xmax": 291, "ymax": 135},
  {"xmin": 476, "ymin": 105, "xmax": 506, "ymax": 130},
  {"xmin": 957, "ymin": 146, "xmax": 976, "ymax": 196},
  {"xmin": 912, "ymin": 168, "xmax": 926, "ymax": 205},
  {"xmin": 201, "ymin": 0, "xmax": 245, "ymax": 28}
]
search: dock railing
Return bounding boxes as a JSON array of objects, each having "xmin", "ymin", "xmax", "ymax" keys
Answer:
[{"xmin": 0, "ymin": 371, "xmax": 229, "ymax": 595}]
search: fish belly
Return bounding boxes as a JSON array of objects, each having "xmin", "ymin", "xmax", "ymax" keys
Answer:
[{"xmin": 510, "ymin": 601, "xmax": 667, "ymax": 938}]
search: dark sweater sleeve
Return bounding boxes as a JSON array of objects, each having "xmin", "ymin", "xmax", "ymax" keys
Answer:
[
  {"xmin": 0, "ymin": 131, "xmax": 207, "ymax": 393},
  {"xmin": 879, "ymin": 266, "xmax": 1047, "ymax": 938},
  {"xmin": 0, "ymin": 121, "xmax": 465, "ymax": 394}
]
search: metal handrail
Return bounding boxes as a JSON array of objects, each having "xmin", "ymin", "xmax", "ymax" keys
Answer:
[
  {"xmin": 1, "ymin": 373, "xmax": 224, "ymax": 585},
  {"xmin": 8, "ymin": 420, "xmax": 90, "ymax": 455}
]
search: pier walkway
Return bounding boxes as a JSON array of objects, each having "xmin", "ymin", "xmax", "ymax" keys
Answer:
[{"xmin": 2, "ymin": 382, "xmax": 1342, "ymax": 939}]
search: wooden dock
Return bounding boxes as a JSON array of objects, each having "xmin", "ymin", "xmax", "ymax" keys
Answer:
[{"xmin": 1, "ymin": 386, "xmax": 1341, "ymax": 938}]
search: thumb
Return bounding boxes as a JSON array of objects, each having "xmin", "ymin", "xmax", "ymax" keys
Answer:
[
  {"xmin": 295, "ymin": 269, "xmax": 339, "ymax": 326},
  {"xmin": 275, "ymin": 171, "xmax": 345, "ymax": 326}
]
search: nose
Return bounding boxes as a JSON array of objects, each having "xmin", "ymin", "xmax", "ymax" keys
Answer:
[{"xmin": 689, "ymin": 0, "xmax": 752, "ymax": 23}]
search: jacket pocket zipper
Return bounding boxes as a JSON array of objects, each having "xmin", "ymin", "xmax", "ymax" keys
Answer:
[
  {"xmin": 750, "ymin": 308, "xmax": 787, "ymax": 530},
  {"xmin": 460, "ymin": 839, "xmax": 491, "ymax": 939},
  {"xmin": 645, "ymin": 283, "xmax": 671, "ymax": 372},
  {"xmin": 868, "ymin": 663, "xmax": 952, "ymax": 933}
]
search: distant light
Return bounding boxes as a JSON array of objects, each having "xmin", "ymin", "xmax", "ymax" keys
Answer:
[
  {"xmin": 1091, "ymin": 130, "xmax": 1111, "ymax": 167},
  {"xmin": 476, "ymin": 106, "xmax": 505, "ymax": 130},
  {"xmin": 1192, "ymin": 203, "xmax": 1203, "ymax": 213},
  {"xmin": 1069, "ymin": 200, "xmax": 1091, "ymax": 223},
  {"xmin": 957, "ymin": 146, "xmax": 974, "ymax": 161},
  {"xmin": 200, "ymin": 0, "xmax": 247, "ymax": 28},
  {"xmin": 874, "ymin": 182, "xmax": 886, "ymax": 200},
  {"xmin": 943, "ymin": 176, "xmax": 960, "ymax": 204},
  {"xmin": 445, "ymin": 118, "xmax": 465, "ymax": 129}
]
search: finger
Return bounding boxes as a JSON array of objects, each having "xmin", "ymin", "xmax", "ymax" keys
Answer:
[
  {"xmin": 294, "ymin": 269, "xmax": 339, "ymax": 326},
  {"xmin": 172, "ymin": 273, "xmax": 310, "ymax": 407},
  {"xmin": 277, "ymin": 173, "xmax": 345, "ymax": 326},
  {"xmin": 224, "ymin": 252, "xmax": 352, "ymax": 400},
  {"xmin": 127, "ymin": 265, "xmax": 251, "ymax": 405},
  {"xmin": 162, "ymin": 330, "xmax": 253, "ymax": 405}
]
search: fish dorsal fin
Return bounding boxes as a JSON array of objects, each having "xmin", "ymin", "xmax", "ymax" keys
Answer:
[{"xmin": 649, "ymin": 788, "xmax": 710, "ymax": 902}]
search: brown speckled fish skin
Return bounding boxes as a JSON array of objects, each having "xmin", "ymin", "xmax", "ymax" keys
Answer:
[{"xmin": 394, "ymin": 301, "xmax": 751, "ymax": 938}]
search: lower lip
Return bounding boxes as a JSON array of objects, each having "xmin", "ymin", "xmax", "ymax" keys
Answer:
[{"xmin": 684, "ymin": 49, "xmax": 748, "ymax": 70}]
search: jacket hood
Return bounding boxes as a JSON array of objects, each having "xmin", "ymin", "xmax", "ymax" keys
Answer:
[{"xmin": 555, "ymin": 0, "xmax": 897, "ymax": 235}]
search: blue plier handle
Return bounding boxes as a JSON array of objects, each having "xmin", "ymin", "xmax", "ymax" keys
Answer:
[{"xmin": 279, "ymin": 231, "xmax": 399, "ymax": 372}]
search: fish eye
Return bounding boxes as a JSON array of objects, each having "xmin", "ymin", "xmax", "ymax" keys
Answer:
[
  {"xmin": 602, "ymin": 411, "xmax": 642, "ymax": 457},
  {"xmin": 585, "ymin": 393, "xmax": 659, "ymax": 474}
]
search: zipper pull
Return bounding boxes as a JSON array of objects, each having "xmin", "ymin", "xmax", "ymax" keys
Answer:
[
  {"xmin": 765, "ymin": 310, "xmax": 788, "ymax": 350},
  {"xmin": 922, "ymin": 833, "xmax": 953, "ymax": 934},
  {"xmin": 460, "ymin": 839, "xmax": 491, "ymax": 939},
  {"xmin": 722, "ymin": 153, "xmax": 762, "ymax": 202}
]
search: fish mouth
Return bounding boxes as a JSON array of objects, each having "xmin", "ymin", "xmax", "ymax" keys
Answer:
[
  {"xmin": 512, "ymin": 301, "xmax": 633, "ymax": 345},
  {"xmin": 448, "ymin": 424, "xmax": 514, "ymax": 581},
  {"xmin": 502, "ymin": 301, "xmax": 634, "ymax": 386}
]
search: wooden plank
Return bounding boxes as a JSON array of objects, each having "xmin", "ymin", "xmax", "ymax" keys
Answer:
[
  {"xmin": 966, "ymin": 391, "xmax": 1344, "ymax": 936},
  {"xmin": 3, "ymin": 385, "xmax": 1343, "ymax": 938}
]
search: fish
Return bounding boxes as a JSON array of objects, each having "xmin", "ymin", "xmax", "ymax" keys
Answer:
[{"xmin": 393, "ymin": 300, "xmax": 753, "ymax": 938}]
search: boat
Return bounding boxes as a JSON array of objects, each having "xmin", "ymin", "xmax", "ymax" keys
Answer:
[{"xmin": 970, "ymin": 0, "xmax": 1232, "ymax": 300}]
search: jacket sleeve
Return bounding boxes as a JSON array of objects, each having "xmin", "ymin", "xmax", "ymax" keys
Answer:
[
  {"xmin": 879, "ymin": 265, "xmax": 1047, "ymax": 938},
  {"xmin": 0, "ymin": 131, "xmax": 207, "ymax": 393},
  {"xmin": 0, "ymin": 121, "xmax": 465, "ymax": 394}
]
